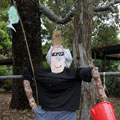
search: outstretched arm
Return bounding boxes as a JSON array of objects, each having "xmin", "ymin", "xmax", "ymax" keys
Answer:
[
  {"xmin": 92, "ymin": 67, "xmax": 107, "ymax": 102},
  {"xmin": 23, "ymin": 80, "xmax": 38, "ymax": 110}
]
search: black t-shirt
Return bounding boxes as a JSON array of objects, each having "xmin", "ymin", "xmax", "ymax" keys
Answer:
[{"xmin": 23, "ymin": 67, "xmax": 92, "ymax": 111}]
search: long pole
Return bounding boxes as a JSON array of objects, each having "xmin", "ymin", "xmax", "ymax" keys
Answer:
[
  {"xmin": 100, "ymin": 72, "xmax": 120, "ymax": 76},
  {"xmin": 1, "ymin": 72, "xmax": 120, "ymax": 79}
]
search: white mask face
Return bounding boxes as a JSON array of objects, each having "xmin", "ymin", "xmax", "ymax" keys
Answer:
[{"xmin": 51, "ymin": 46, "xmax": 65, "ymax": 73}]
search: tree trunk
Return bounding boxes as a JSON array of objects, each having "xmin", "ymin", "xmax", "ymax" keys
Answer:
[
  {"xmin": 10, "ymin": 0, "xmax": 42, "ymax": 109},
  {"xmin": 73, "ymin": 0, "xmax": 98, "ymax": 119}
]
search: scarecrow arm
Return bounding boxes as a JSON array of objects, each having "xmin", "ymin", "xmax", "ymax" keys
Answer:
[
  {"xmin": 23, "ymin": 80, "xmax": 38, "ymax": 110},
  {"xmin": 92, "ymin": 67, "xmax": 107, "ymax": 102}
]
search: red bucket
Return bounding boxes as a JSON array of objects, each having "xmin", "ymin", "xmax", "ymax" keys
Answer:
[{"xmin": 90, "ymin": 102, "xmax": 117, "ymax": 120}]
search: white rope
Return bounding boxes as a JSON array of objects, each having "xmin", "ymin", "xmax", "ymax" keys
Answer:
[
  {"xmin": 103, "ymin": 72, "xmax": 106, "ymax": 90},
  {"xmin": 103, "ymin": 72, "xmax": 108, "ymax": 92}
]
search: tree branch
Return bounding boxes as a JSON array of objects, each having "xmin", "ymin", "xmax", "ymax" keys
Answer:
[
  {"xmin": 39, "ymin": 4, "xmax": 74, "ymax": 24},
  {"xmin": 94, "ymin": 0, "xmax": 120, "ymax": 12},
  {"xmin": 39, "ymin": 0, "xmax": 120, "ymax": 24},
  {"xmin": 94, "ymin": 6, "xmax": 114, "ymax": 13},
  {"xmin": 115, "ymin": 0, "xmax": 120, "ymax": 4}
]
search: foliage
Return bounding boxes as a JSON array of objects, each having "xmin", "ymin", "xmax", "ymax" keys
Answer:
[
  {"xmin": 92, "ymin": 1, "xmax": 120, "ymax": 78},
  {"xmin": 0, "ymin": 0, "xmax": 12, "ymax": 92},
  {"xmin": 92, "ymin": 4, "xmax": 120, "ymax": 48},
  {"xmin": 40, "ymin": 0, "xmax": 74, "ymax": 50},
  {"xmin": 42, "ymin": 61, "xmax": 50, "ymax": 68},
  {"xmin": 94, "ymin": 60, "xmax": 119, "ymax": 72},
  {"xmin": 92, "ymin": 24, "xmax": 120, "ymax": 48},
  {"xmin": 0, "ymin": 66, "xmax": 12, "ymax": 92},
  {"xmin": 42, "ymin": 42, "xmax": 52, "ymax": 55},
  {"xmin": 0, "ymin": 0, "xmax": 12, "ymax": 56},
  {"xmin": 0, "ymin": 22, "xmax": 12, "ymax": 57},
  {"xmin": 106, "ymin": 76, "xmax": 120, "ymax": 98}
]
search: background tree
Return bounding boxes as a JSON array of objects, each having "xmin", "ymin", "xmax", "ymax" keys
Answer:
[
  {"xmin": 9, "ymin": 0, "xmax": 43, "ymax": 109},
  {"xmin": 72, "ymin": 0, "xmax": 120, "ymax": 119},
  {"xmin": 72, "ymin": 1, "xmax": 98, "ymax": 119}
]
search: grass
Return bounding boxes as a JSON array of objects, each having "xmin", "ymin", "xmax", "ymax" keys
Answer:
[{"xmin": 0, "ymin": 93, "xmax": 120, "ymax": 120}]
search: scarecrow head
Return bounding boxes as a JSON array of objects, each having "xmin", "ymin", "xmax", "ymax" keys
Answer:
[{"xmin": 46, "ymin": 30, "xmax": 73, "ymax": 73}]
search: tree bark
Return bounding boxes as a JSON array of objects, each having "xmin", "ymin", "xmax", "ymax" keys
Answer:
[
  {"xmin": 73, "ymin": 0, "xmax": 98, "ymax": 119},
  {"xmin": 10, "ymin": 0, "xmax": 42, "ymax": 109}
]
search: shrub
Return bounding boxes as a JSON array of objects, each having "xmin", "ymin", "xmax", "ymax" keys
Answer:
[
  {"xmin": 0, "ymin": 65, "xmax": 12, "ymax": 91},
  {"xmin": 105, "ymin": 76, "xmax": 120, "ymax": 98}
]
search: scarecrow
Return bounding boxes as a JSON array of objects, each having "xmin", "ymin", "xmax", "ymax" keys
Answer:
[
  {"xmin": 6, "ymin": 4, "xmax": 116, "ymax": 120},
  {"xmin": 23, "ymin": 30, "xmax": 107, "ymax": 120}
]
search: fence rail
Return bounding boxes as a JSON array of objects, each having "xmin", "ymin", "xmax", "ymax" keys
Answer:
[
  {"xmin": 100, "ymin": 72, "xmax": 120, "ymax": 76},
  {"xmin": 0, "ymin": 72, "xmax": 120, "ymax": 79},
  {"xmin": 0, "ymin": 75, "xmax": 23, "ymax": 79}
]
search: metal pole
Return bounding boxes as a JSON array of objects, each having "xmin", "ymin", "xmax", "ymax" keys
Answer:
[
  {"xmin": 1, "ymin": 72, "xmax": 120, "ymax": 80},
  {"xmin": 0, "ymin": 75, "xmax": 23, "ymax": 79},
  {"xmin": 100, "ymin": 72, "xmax": 120, "ymax": 76}
]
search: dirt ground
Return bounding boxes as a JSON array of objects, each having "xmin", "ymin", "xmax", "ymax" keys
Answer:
[
  {"xmin": 0, "ymin": 93, "xmax": 120, "ymax": 120},
  {"xmin": 0, "ymin": 93, "xmax": 35, "ymax": 120}
]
